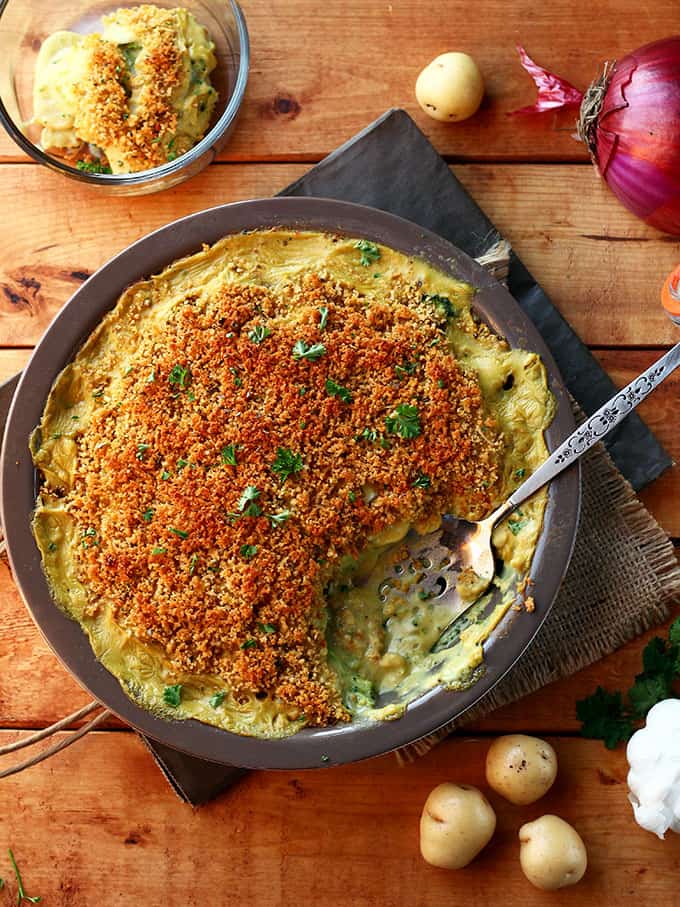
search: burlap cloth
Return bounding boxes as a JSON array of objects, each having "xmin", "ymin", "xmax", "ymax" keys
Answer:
[{"xmin": 402, "ymin": 413, "xmax": 680, "ymax": 760}]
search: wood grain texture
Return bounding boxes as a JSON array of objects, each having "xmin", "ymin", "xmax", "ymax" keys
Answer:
[
  {"xmin": 0, "ymin": 0, "xmax": 678, "ymax": 164},
  {"xmin": 0, "ymin": 732, "xmax": 676, "ymax": 906},
  {"xmin": 0, "ymin": 164, "xmax": 678, "ymax": 348}
]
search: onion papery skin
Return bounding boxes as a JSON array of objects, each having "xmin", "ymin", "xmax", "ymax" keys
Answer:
[{"xmin": 590, "ymin": 37, "xmax": 680, "ymax": 235}]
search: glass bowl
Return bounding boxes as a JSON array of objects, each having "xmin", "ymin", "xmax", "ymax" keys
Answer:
[{"xmin": 0, "ymin": 0, "xmax": 249, "ymax": 194}]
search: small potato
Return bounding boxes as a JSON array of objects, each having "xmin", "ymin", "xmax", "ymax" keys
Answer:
[
  {"xmin": 420, "ymin": 783, "xmax": 496, "ymax": 869},
  {"xmin": 415, "ymin": 52, "xmax": 484, "ymax": 123},
  {"xmin": 519, "ymin": 815, "xmax": 587, "ymax": 890},
  {"xmin": 485, "ymin": 734, "xmax": 557, "ymax": 805}
]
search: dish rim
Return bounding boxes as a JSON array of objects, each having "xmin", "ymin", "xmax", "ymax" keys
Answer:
[{"xmin": 0, "ymin": 197, "xmax": 580, "ymax": 769}]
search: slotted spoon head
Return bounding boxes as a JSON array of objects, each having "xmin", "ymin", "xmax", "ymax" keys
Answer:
[{"xmin": 373, "ymin": 515, "xmax": 496, "ymax": 653}]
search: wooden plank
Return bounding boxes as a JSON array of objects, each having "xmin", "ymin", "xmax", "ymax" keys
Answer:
[
  {"xmin": 0, "ymin": 558, "xmax": 674, "ymax": 733},
  {"xmin": 0, "ymin": 164, "xmax": 678, "ymax": 348},
  {"xmin": 0, "ymin": 0, "xmax": 677, "ymax": 163},
  {"xmin": 0, "ymin": 732, "xmax": 675, "ymax": 905}
]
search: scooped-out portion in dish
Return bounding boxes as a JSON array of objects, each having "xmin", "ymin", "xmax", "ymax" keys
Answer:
[
  {"xmin": 30, "ymin": 230, "xmax": 554, "ymax": 738},
  {"xmin": 33, "ymin": 5, "xmax": 218, "ymax": 174}
]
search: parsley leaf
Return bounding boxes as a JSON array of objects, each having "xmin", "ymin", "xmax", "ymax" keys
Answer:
[
  {"xmin": 168, "ymin": 363, "xmax": 191, "ymax": 390},
  {"xmin": 269, "ymin": 510, "xmax": 292, "ymax": 527},
  {"xmin": 76, "ymin": 159, "xmax": 112, "ymax": 175},
  {"xmin": 385, "ymin": 404, "xmax": 421, "ymax": 439},
  {"xmin": 168, "ymin": 527, "xmax": 188, "ymax": 540},
  {"xmin": 209, "ymin": 691, "xmax": 226, "ymax": 708},
  {"xmin": 142, "ymin": 508, "xmax": 154, "ymax": 522},
  {"xmin": 163, "ymin": 684, "xmax": 182, "ymax": 707},
  {"xmin": 238, "ymin": 485, "xmax": 260, "ymax": 512},
  {"xmin": 412, "ymin": 474, "xmax": 430, "ymax": 489},
  {"xmin": 135, "ymin": 443, "xmax": 150, "ymax": 461},
  {"xmin": 422, "ymin": 292, "xmax": 457, "ymax": 319},
  {"xmin": 151, "ymin": 546, "xmax": 166, "ymax": 555},
  {"xmin": 258, "ymin": 622, "xmax": 276, "ymax": 634},
  {"xmin": 325, "ymin": 378, "xmax": 352, "ymax": 403},
  {"xmin": 292, "ymin": 340, "xmax": 326, "ymax": 361},
  {"xmin": 240, "ymin": 638, "xmax": 257, "ymax": 649},
  {"xmin": 395, "ymin": 359, "xmax": 417, "ymax": 379},
  {"xmin": 271, "ymin": 448, "xmax": 303, "ymax": 484},
  {"xmin": 221, "ymin": 444, "xmax": 238, "ymax": 466},
  {"xmin": 189, "ymin": 554, "xmax": 198, "ymax": 575},
  {"xmin": 628, "ymin": 673, "xmax": 673, "ymax": 719},
  {"xmin": 318, "ymin": 306, "xmax": 329, "ymax": 331},
  {"xmin": 240, "ymin": 544, "xmax": 258, "ymax": 560},
  {"xmin": 508, "ymin": 516, "xmax": 529, "ymax": 535},
  {"xmin": 515, "ymin": 468, "xmax": 526, "ymax": 479},
  {"xmin": 355, "ymin": 240, "xmax": 380, "ymax": 267},
  {"xmin": 360, "ymin": 427, "xmax": 378, "ymax": 443},
  {"xmin": 576, "ymin": 687, "xmax": 635, "ymax": 749},
  {"xmin": 248, "ymin": 324, "xmax": 271, "ymax": 344}
]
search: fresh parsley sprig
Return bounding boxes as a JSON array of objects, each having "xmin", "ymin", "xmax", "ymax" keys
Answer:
[
  {"xmin": 271, "ymin": 448, "xmax": 303, "ymax": 484},
  {"xmin": 325, "ymin": 378, "xmax": 352, "ymax": 404},
  {"xmin": 576, "ymin": 618, "xmax": 680, "ymax": 748},
  {"xmin": 292, "ymin": 340, "xmax": 326, "ymax": 361},
  {"xmin": 163, "ymin": 684, "xmax": 182, "ymax": 707},
  {"xmin": 248, "ymin": 324, "xmax": 271, "ymax": 344},
  {"xmin": 355, "ymin": 240, "xmax": 380, "ymax": 267},
  {"xmin": 385, "ymin": 404, "xmax": 421, "ymax": 439}
]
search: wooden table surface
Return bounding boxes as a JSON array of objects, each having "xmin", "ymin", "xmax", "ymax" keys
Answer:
[{"xmin": 1, "ymin": 2, "xmax": 679, "ymax": 904}]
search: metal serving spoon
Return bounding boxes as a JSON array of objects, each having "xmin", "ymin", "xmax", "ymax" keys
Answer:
[{"xmin": 381, "ymin": 330, "xmax": 680, "ymax": 652}]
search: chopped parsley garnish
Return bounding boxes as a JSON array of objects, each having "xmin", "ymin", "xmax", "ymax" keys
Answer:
[
  {"xmin": 318, "ymin": 306, "xmax": 329, "ymax": 331},
  {"xmin": 92, "ymin": 389, "xmax": 104, "ymax": 398},
  {"xmin": 221, "ymin": 444, "xmax": 238, "ymax": 466},
  {"xmin": 422, "ymin": 292, "xmax": 457, "ymax": 319},
  {"xmin": 229, "ymin": 366, "xmax": 243, "ymax": 387},
  {"xmin": 71, "ymin": 415, "xmax": 79, "ymax": 421},
  {"xmin": 135, "ymin": 443, "xmax": 150, "ymax": 461},
  {"xmin": 240, "ymin": 544, "xmax": 258, "ymax": 560},
  {"xmin": 355, "ymin": 240, "xmax": 380, "ymax": 267},
  {"xmin": 51, "ymin": 433, "xmax": 62, "ymax": 440},
  {"xmin": 142, "ymin": 508, "xmax": 154, "ymax": 522},
  {"xmin": 360, "ymin": 427, "xmax": 378, "ymax": 442},
  {"xmin": 176, "ymin": 458, "xmax": 190, "ymax": 472},
  {"xmin": 412, "ymin": 474, "xmax": 430, "ymax": 489},
  {"xmin": 395, "ymin": 359, "xmax": 417, "ymax": 379},
  {"xmin": 240, "ymin": 638, "xmax": 257, "ymax": 649},
  {"xmin": 271, "ymin": 448, "xmax": 303, "ymax": 484},
  {"xmin": 258, "ymin": 622, "xmax": 276, "ymax": 634},
  {"xmin": 299, "ymin": 386, "xmax": 307, "ymax": 396},
  {"xmin": 325, "ymin": 378, "xmax": 352, "ymax": 403},
  {"xmin": 189, "ymin": 554, "xmax": 198, "ymax": 575},
  {"xmin": 437, "ymin": 379, "xmax": 446, "ymax": 389},
  {"xmin": 151, "ymin": 546, "xmax": 167, "ymax": 555},
  {"xmin": 168, "ymin": 363, "xmax": 191, "ymax": 390},
  {"xmin": 163, "ymin": 684, "xmax": 182, "ymax": 707},
  {"xmin": 7, "ymin": 848, "xmax": 41, "ymax": 905},
  {"xmin": 268, "ymin": 510, "xmax": 292, "ymax": 527},
  {"xmin": 209, "ymin": 691, "xmax": 226, "ymax": 708},
  {"xmin": 47, "ymin": 542, "xmax": 57, "ymax": 552},
  {"xmin": 248, "ymin": 324, "xmax": 271, "ymax": 344},
  {"xmin": 76, "ymin": 159, "xmax": 112, "ymax": 174},
  {"xmin": 385, "ymin": 403, "xmax": 421, "ymax": 439},
  {"xmin": 508, "ymin": 516, "xmax": 529, "ymax": 535},
  {"xmin": 120, "ymin": 41, "xmax": 142, "ymax": 70},
  {"xmin": 292, "ymin": 340, "xmax": 326, "ymax": 361},
  {"xmin": 238, "ymin": 485, "xmax": 261, "ymax": 513},
  {"xmin": 348, "ymin": 490, "xmax": 357, "ymax": 503},
  {"xmin": 81, "ymin": 527, "xmax": 98, "ymax": 548},
  {"xmin": 168, "ymin": 527, "xmax": 188, "ymax": 539},
  {"xmin": 147, "ymin": 368, "xmax": 156, "ymax": 383},
  {"xmin": 515, "ymin": 468, "xmax": 526, "ymax": 479},
  {"xmin": 161, "ymin": 470, "xmax": 170, "ymax": 481}
]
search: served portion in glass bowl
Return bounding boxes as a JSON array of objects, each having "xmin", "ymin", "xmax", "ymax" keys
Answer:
[{"xmin": 0, "ymin": 0, "xmax": 249, "ymax": 194}]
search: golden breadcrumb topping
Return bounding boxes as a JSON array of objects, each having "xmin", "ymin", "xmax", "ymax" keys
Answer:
[{"xmin": 69, "ymin": 274, "xmax": 503, "ymax": 724}]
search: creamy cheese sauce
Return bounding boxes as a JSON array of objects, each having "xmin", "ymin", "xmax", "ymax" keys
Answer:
[{"xmin": 31, "ymin": 230, "xmax": 553, "ymax": 737}]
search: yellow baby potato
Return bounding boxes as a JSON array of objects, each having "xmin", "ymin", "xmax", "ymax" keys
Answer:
[
  {"xmin": 415, "ymin": 52, "xmax": 485, "ymax": 122},
  {"xmin": 419, "ymin": 783, "xmax": 496, "ymax": 869},
  {"xmin": 519, "ymin": 815, "xmax": 587, "ymax": 890},
  {"xmin": 485, "ymin": 734, "xmax": 557, "ymax": 805}
]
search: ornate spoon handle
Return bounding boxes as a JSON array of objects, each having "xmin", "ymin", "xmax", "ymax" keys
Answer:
[{"xmin": 497, "ymin": 341, "xmax": 680, "ymax": 519}]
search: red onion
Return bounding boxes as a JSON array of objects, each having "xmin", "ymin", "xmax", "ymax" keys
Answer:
[{"xmin": 513, "ymin": 39, "xmax": 680, "ymax": 236}]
